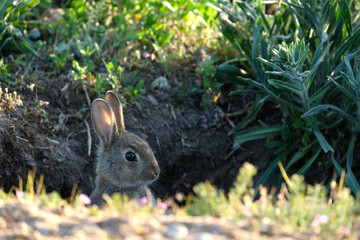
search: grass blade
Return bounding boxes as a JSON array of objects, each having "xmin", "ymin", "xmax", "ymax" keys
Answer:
[
  {"xmin": 346, "ymin": 133, "xmax": 360, "ymax": 193},
  {"xmin": 331, "ymin": 154, "xmax": 360, "ymax": 194},
  {"xmin": 332, "ymin": 49, "xmax": 360, "ymax": 78},
  {"xmin": 229, "ymin": 95, "xmax": 269, "ymax": 134},
  {"xmin": 302, "ymin": 104, "xmax": 357, "ymax": 124},
  {"xmin": 314, "ymin": 129, "xmax": 334, "ymax": 153},
  {"xmin": 238, "ymin": 76, "xmax": 303, "ymax": 112},
  {"xmin": 341, "ymin": 0, "xmax": 352, "ymax": 36},
  {"xmin": 285, "ymin": 147, "xmax": 311, "ymax": 171},
  {"xmin": 233, "ymin": 125, "xmax": 282, "ymax": 148},
  {"xmin": 297, "ymin": 147, "xmax": 321, "ymax": 175},
  {"xmin": 255, "ymin": 140, "xmax": 300, "ymax": 188},
  {"xmin": 268, "ymin": 79, "xmax": 302, "ymax": 95}
]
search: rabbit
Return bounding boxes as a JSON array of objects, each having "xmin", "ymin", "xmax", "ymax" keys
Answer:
[{"xmin": 90, "ymin": 90, "xmax": 160, "ymax": 206}]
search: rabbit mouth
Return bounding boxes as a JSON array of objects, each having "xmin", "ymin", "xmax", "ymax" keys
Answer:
[
  {"xmin": 144, "ymin": 178, "xmax": 157, "ymax": 185},
  {"xmin": 112, "ymin": 180, "xmax": 152, "ymax": 188}
]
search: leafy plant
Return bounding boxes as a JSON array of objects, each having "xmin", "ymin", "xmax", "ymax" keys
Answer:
[
  {"xmin": 34, "ymin": 98, "xmax": 48, "ymax": 119},
  {"xmin": 0, "ymin": 0, "xmax": 43, "ymax": 57},
  {"xmin": 102, "ymin": 59, "xmax": 122, "ymax": 90},
  {"xmin": 124, "ymin": 78, "xmax": 144, "ymax": 110},
  {"xmin": 196, "ymin": 56, "xmax": 223, "ymax": 111},
  {"xmin": 214, "ymin": 0, "xmax": 360, "ymax": 192},
  {"xmin": 71, "ymin": 60, "xmax": 89, "ymax": 86},
  {"xmin": 0, "ymin": 58, "xmax": 10, "ymax": 81},
  {"xmin": 49, "ymin": 50, "xmax": 71, "ymax": 71}
]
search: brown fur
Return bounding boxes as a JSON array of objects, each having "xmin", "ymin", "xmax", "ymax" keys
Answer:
[{"xmin": 90, "ymin": 91, "xmax": 160, "ymax": 206}]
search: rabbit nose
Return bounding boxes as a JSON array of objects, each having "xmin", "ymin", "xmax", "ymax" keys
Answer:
[{"xmin": 152, "ymin": 168, "xmax": 160, "ymax": 180}]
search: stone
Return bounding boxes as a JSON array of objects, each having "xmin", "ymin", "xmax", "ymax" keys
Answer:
[{"xmin": 163, "ymin": 223, "xmax": 189, "ymax": 239}]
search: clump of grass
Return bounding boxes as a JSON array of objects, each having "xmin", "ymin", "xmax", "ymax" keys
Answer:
[
  {"xmin": 0, "ymin": 87, "xmax": 23, "ymax": 111},
  {"xmin": 2, "ymin": 168, "xmax": 67, "ymax": 209},
  {"xmin": 0, "ymin": 168, "xmax": 168, "ymax": 216},
  {"xmin": 187, "ymin": 162, "xmax": 360, "ymax": 239}
]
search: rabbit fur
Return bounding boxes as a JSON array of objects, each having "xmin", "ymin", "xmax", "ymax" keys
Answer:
[{"xmin": 90, "ymin": 91, "xmax": 160, "ymax": 206}]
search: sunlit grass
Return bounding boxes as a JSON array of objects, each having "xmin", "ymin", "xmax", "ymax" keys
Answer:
[{"xmin": 1, "ymin": 163, "xmax": 359, "ymax": 239}]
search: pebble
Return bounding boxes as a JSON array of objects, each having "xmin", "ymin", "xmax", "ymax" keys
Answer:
[
  {"xmin": 194, "ymin": 232, "xmax": 229, "ymax": 240},
  {"xmin": 151, "ymin": 76, "xmax": 170, "ymax": 90},
  {"xmin": 28, "ymin": 28, "xmax": 41, "ymax": 40},
  {"xmin": 35, "ymin": 226, "xmax": 52, "ymax": 235},
  {"xmin": 163, "ymin": 223, "xmax": 189, "ymax": 239},
  {"xmin": 147, "ymin": 94, "xmax": 159, "ymax": 105}
]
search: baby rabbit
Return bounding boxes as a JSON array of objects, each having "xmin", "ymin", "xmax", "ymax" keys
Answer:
[{"xmin": 90, "ymin": 91, "xmax": 160, "ymax": 206}]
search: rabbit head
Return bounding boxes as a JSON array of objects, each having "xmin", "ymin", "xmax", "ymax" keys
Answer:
[{"xmin": 91, "ymin": 91, "xmax": 160, "ymax": 191}]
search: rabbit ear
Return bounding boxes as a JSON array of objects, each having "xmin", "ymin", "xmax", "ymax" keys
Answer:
[
  {"xmin": 105, "ymin": 91, "xmax": 125, "ymax": 132},
  {"xmin": 91, "ymin": 99, "xmax": 116, "ymax": 144}
]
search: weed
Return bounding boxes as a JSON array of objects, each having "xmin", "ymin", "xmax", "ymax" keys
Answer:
[
  {"xmin": 49, "ymin": 50, "xmax": 71, "ymax": 71},
  {"xmin": 124, "ymin": 79, "xmax": 144, "ymax": 110},
  {"xmin": 0, "ymin": 58, "xmax": 10, "ymax": 81},
  {"xmin": 34, "ymin": 98, "xmax": 48, "ymax": 119},
  {"xmin": 102, "ymin": 59, "xmax": 122, "ymax": 90},
  {"xmin": 196, "ymin": 56, "xmax": 223, "ymax": 111},
  {"xmin": 187, "ymin": 162, "xmax": 360, "ymax": 238},
  {"xmin": 0, "ymin": 87, "xmax": 23, "ymax": 111}
]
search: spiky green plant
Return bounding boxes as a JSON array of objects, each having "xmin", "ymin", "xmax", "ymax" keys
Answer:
[{"xmin": 212, "ymin": 0, "xmax": 360, "ymax": 192}]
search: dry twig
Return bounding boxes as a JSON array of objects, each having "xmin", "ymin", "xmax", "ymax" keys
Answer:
[{"xmin": 84, "ymin": 119, "xmax": 92, "ymax": 156}]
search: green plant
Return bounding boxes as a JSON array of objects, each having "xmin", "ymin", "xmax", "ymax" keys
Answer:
[
  {"xmin": 102, "ymin": 59, "xmax": 122, "ymax": 90},
  {"xmin": 214, "ymin": 0, "xmax": 360, "ymax": 193},
  {"xmin": 49, "ymin": 50, "xmax": 71, "ymax": 71},
  {"xmin": 187, "ymin": 162, "xmax": 360, "ymax": 238},
  {"xmin": 94, "ymin": 74, "xmax": 109, "ymax": 97},
  {"xmin": 196, "ymin": 56, "xmax": 223, "ymax": 111},
  {"xmin": 0, "ymin": 58, "xmax": 10, "ymax": 81},
  {"xmin": 124, "ymin": 79, "xmax": 144, "ymax": 110},
  {"xmin": 34, "ymin": 98, "xmax": 48, "ymax": 118},
  {"xmin": 0, "ymin": 0, "xmax": 44, "ymax": 57},
  {"xmin": 71, "ymin": 60, "xmax": 89, "ymax": 86}
]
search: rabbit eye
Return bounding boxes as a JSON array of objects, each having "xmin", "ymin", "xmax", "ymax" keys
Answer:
[{"xmin": 125, "ymin": 152, "xmax": 137, "ymax": 162}]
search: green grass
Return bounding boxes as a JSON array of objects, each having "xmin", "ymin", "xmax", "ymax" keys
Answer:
[{"xmin": 1, "ymin": 0, "xmax": 225, "ymax": 106}]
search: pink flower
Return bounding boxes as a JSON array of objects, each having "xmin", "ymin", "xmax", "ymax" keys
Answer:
[
  {"xmin": 156, "ymin": 202, "xmax": 168, "ymax": 210},
  {"xmin": 16, "ymin": 190, "xmax": 24, "ymax": 198},
  {"xmin": 312, "ymin": 214, "xmax": 329, "ymax": 227},
  {"xmin": 139, "ymin": 197, "xmax": 148, "ymax": 205},
  {"xmin": 319, "ymin": 214, "xmax": 329, "ymax": 224},
  {"xmin": 341, "ymin": 226, "xmax": 350, "ymax": 236},
  {"xmin": 79, "ymin": 193, "xmax": 91, "ymax": 205}
]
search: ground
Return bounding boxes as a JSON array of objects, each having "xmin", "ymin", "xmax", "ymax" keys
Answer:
[{"xmin": 0, "ymin": 200, "xmax": 317, "ymax": 240}]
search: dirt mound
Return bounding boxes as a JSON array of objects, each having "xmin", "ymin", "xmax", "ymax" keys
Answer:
[{"xmin": 0, "ymin": 107, "xmax": 93, "ymax": 198}]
